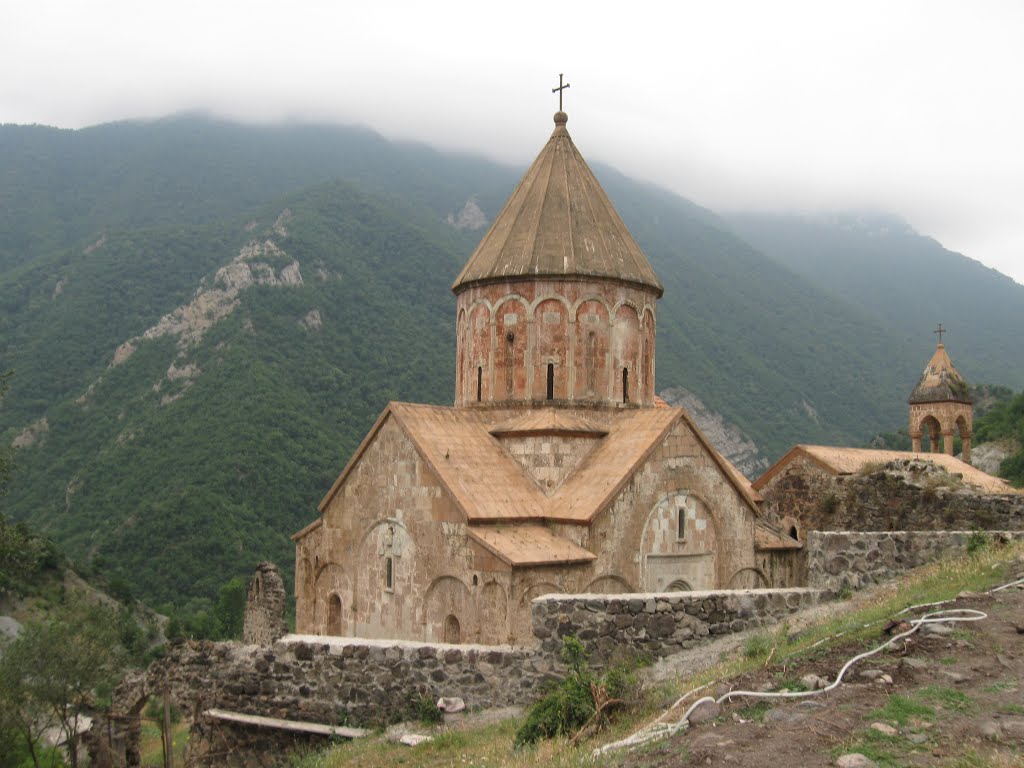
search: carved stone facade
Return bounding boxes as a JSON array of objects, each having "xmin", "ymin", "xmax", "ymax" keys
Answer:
[{"xmin": 454, "ymin": 278, "xmax": 658, "ymax": 407}]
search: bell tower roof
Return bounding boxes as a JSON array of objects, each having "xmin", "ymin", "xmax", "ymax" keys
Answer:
[
  {"xmin": 908, "ymin": 341, "xmax": 972, "ymax": 405},
  {"xmin": 451, "ymin": 111, "xmax": 664, "ymax": 297}
]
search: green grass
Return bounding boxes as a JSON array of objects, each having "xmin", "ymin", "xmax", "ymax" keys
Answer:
[
  {"xmin": 833, "ymin": 727, "xmax": 924, "ymax": 767},
  {"xmin": 733, "ymin": 701, "xmax": 772, "ymax": 722},
  {"xmin": 868, "ymin": 695, "xmax": 935, "ymax": 727},
  {"xmin": 917, "ymin": 686, "xmax": 974, "ymax": 715}
]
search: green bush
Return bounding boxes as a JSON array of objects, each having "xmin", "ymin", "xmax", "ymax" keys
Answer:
[{"xmin": 514, "ymin": 636, "xmax": 642, "ymax": 748}]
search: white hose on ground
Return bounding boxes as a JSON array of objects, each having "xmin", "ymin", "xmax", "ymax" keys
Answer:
[{"xmin": 593, "ymin": 573, "xmax": 1023, "ymax": 758}]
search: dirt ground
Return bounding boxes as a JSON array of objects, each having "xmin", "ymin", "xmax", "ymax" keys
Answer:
[{"xmin": 625, "ymin": 583, "xmax": 1024, "ymax": 767}]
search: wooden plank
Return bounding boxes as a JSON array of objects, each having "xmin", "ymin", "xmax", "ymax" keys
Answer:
[{"xmin": 203, "ymin": 709, "xmax": 367, "ymax": 739}]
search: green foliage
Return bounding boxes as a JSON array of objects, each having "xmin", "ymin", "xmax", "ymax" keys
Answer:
[
  {"xmin": 974, "ymin": 388, "xmax": 1024, "ymax": 487},
  {"xmin": 0, "ymin": 514, "xmax": 62, "ymax": 596},
  {"xmin": 513, "ymin": 636, "xmax": 642, "ymax": 748},
  {"xmin": 410, "ymin": 692, "xmax": 443, "ymax": 726},
  {"xmin": 0, "ymin": 601, "xmax": 129, "ymax": 768},
  {"xmin": 966, "ymin": 530, "xmax": 990, "ymax": 555}
]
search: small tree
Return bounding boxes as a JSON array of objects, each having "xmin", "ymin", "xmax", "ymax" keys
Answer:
[{"xmin": 0, "ymin": 601, "xmax": 128, "ymax": 768}]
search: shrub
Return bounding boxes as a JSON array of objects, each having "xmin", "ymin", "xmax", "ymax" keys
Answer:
[{"xmin": 513, "ymin": 637, "xmax": 643, "ymax": 748}]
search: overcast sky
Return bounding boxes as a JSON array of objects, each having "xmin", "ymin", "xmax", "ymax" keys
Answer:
[{"xmin": 3, "ymin": 1, "xmax": 1023, "ymax": 284}]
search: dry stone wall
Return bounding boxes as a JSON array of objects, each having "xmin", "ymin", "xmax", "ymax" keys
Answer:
[
  {"xmin": 805, "ymin": 530, "xmax": 1024, "ymax": 592},
  {"xmin": 531, "ymin": 588, "xmax": 822, "ymax": 665},
  {"xmin": 759, "ymin": 457, "xmax": 1024, "ymax": 533}
]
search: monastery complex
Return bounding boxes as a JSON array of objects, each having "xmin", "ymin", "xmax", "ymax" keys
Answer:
[{"xmin": 291, "ymin": 107, "xmax": 1017, "ymax": 647}]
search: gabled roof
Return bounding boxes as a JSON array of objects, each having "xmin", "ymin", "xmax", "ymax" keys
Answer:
[
  {"xmin": 316, "ymin": 403, "xmax": 763, "ymax": 528},
  {"xmin": 451, "ymin": 112, "xmax": 663, "ymax": 296},
  {"xmin": 909, "ymin": 343, "xmax": 971, "ymax": 404},
  {"xmin": 752, "ymin": 445, "xmax": 1016, "ymax": 495}
]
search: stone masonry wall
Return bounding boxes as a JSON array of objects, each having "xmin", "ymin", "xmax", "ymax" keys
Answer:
[
  {"xmin": 759, "ymin": 457, "xmax": 1024, "ymax": 533},
  {"xmin": 242, "ymin": 562, "xmax": 288, "ymax": 646},
  {"xmin": 531, "ymin": 588, "xmax": 822, "ymax": 665},
  {"xmin": 805, "ymin": 530, "xmax": 1024, "ymax": 592}
]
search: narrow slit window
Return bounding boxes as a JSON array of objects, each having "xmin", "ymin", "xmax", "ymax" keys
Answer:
[
  {"xmin": 546, "ymin": 363, "xmax": 554, "ymax": 400},
  {"xmin": 477, "ymin": 366, "xmax": 482, "ymax": 402},
  {"xmin": 677, "ymin": 508, "xmax": 686, "ymax": 540},
  {"xmin": 385, "ymin": 556, "xmax": 393, "ymax": 590},
  {"xmin": 622, "ymin": 367, "xmax": 629, "ymax": 403}
]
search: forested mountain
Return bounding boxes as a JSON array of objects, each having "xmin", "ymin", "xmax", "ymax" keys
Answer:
[
  {"xmin": 725, "ymin": 212, "xmax": 1024, "ymax": 390},
  {"xmin": 1, "ymin": 116, "xmax": 1020, "ymax": 610}
]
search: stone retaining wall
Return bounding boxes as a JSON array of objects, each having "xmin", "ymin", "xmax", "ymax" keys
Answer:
[
  {"xmin": 531, "ymin": 588, "xmax": 823, "ymax": 664},
  {"xmin": 805, "ymin": 530, "xmax": 1024, "ymax": 592},
  {"xmin": 91, "ymin": 586, "xmax": 827, "ymax": 766}
]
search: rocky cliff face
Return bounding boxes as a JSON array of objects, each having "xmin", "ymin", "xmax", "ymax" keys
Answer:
[{"xmin": 659, "ymin": 386, "xmax": 769, "ymax": 478}]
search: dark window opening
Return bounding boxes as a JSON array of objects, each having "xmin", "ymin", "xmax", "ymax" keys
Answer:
[
  {"xmin": 789, "ymin": 526, "xmax": 799, "ymax": 541},
  {"xmin": 385, "ymin": 556, "xmax": 393, "ymax": 590},
  {"xmin": 677, "ymin": 508, "xmax": 686, "ymax": 540},
  {"xmin": 546, "ymin": 363, "xmax": 554, "ymax": 400},
  {"xmin": 622, "ymin": 367, "xmax": 629, "ymax": 403},
  {"xmin": 472, "ymin": 574, "xmax": 478, "ymax": 586},
  {"xmin": 477, "ymin": 366, "xmax": 482, "ymax": 402}
]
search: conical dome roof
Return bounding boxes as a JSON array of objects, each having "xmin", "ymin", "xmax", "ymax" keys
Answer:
[
  {"xmin": 908, "ymin": 343, "xmax": 972, "ymax": 404},
  {"xmin": 452, "ymin": 112, "xmax": 663, "ymax": 296}
]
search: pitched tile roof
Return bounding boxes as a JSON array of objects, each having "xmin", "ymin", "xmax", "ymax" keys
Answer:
[
  {"xmin": 469, "ymin": 525, "xmax": 597, "ymax": 566},
  {"xmin": 309, "ymin": 403, "xmax": 764, "ymax": 564},
  {"xmin": 451, "ymin": 112, "xmax": 663, "ymax": 296},
  {"xmin": 753, "ymin": 445, "xmax": 1017, "ymax": 495}
]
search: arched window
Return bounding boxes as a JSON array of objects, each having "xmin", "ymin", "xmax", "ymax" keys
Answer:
[
  {"xmin": 666, "ymin": 579, "xmax": 692, "ymax": 592},
  {"xmin": 622, "ymin": 367, "xmax": 629, "ymax": 403},
  {"xmin": 327, "ymin": 594, "xmax": 342, "ymax": 635},
  {"xmin": 547, "ymin": 363, "xmax": 554, "ymax": 400},
  {"xmin": 789, "ymin": 525, "xmax": 799, "ymax": 541},
  {"xmin": 443, "ymin": 614, "xmax": 461, "ymax": 644}
]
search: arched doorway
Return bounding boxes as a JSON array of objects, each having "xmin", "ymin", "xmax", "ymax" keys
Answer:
[
  {"xmin": 443, "ymin": 614, "xmax": 461, "ymax": 644},
  {"xmin": 327, "ymin": 594, "xmax": 342, "ymax": 636}
]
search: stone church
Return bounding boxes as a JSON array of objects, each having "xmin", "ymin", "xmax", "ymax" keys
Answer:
[{"xmin": 292, "ymin": 108, "xmax": 794, "ymax": 646}]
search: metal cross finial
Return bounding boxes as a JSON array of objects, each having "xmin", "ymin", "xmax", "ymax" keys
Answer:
[
  {"xmin": 934, "ymin": 323, "xmax": 947, "ymax": 344},
  {"xmin": 552, "ymin": 74, "xmax": 570, "ymax": 111}
]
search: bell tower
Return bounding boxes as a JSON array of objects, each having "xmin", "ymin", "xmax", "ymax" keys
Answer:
[{"xmin": 908, "ymin": 325, "xmax": 973, "ymax": 462}]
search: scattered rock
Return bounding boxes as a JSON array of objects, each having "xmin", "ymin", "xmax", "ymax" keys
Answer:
[
  {"xmin": 687, "ymin": 700, "xmax": 721, "ymax": 725},
  {"xmin": 907, "ymin": 733, "xmax": 929, "ymax": 744},
  {"xmin": 977, "ymin": 720, "xmax": 1002, "ymax": 740},
  {"xmin": 859, "ymin": 669, "xmax": 885, "ymax": 680},
  {"xmin": 399, "ymin": 734, "xmax": 432, "ymax": 746},
  {"xmin": 801, "ymin": 673, "xmax": 829, "ymax": 690},
  {"xmin": 836, "ymin": 754, "xmax": 878, "ymax": 768},
  {"xmin": 870, "ymin": 722, "xmax": 897, "ymax": 736},
  {"xmin": 436, "ymin": 697, "xmax": 464, "ymax": 713},
  {"xmin": 1001, "ymin": 718, "xmax": 1024, "ymax": 740},
  {"xmin": 920, "ymin": 623, "xmax": 954, "ymax": 637},
  {"xmin": 939, "ymin": 670, "xmax": 969, "ymax": 684},
  {"xmin": 899, "ymin": 657, "xmax": 929, "ymax": 671}
]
